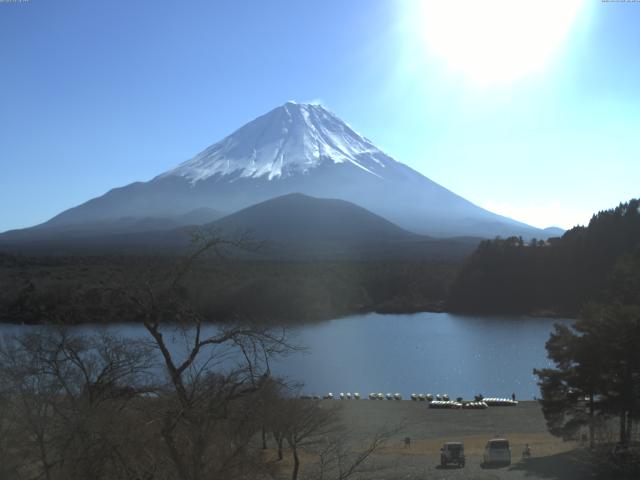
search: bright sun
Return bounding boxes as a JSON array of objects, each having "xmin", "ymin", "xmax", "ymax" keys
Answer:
[{"xmin": 415, "ymin": 0, "xmax": 585, "ymax": 84}]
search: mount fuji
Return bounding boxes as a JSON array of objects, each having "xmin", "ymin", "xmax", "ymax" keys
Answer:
[{"xmin": 4, "ymin": 102, "xmax": 549, "ymax": 242}]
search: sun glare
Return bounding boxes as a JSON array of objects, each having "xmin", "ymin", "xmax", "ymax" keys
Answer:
[{"xmin": 414, "ymin": 0, "xmax": 585, "ymax": 85}]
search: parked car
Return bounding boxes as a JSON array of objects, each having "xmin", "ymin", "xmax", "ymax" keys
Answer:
[
  {"xmin": 483, "ymin": 438, "xmax": 511, "ymax": 465},
  {"xmin": 440, "ymin": 442, "xmax": 465, "ymax": 468}
]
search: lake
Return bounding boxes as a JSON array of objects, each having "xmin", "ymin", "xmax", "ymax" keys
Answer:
[
  {"xmin": 280, "ymin": 312, "xmax": 571, "ymax": 400},
  {"xmin": 0, "ymin": 312, "xmax": 571, "ymax": 400}
]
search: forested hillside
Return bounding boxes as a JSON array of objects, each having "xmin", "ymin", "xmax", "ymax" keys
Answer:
[
  {"xmin": 448, "ymin": 199, "xmax": 640, "ymax": 315},
  {"xmin": 0, "ymin": 255, "xmax": 457, "ymax": 324}
]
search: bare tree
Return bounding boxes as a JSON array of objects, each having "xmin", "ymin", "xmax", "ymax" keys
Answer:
[
  {"xmin": 0, "ymin": 228, "xmax": 300, "ymax": 480},
  {"xmin": 264, "ymin": 396, "xmax": 402, "ymax": 480},
  {"xmin": 282, "ymin": 399, "xmax": 342, "ymax": 480},
  {"xmin": 0, "ymin": 393, "xmax": 14, "ymax": 477},
  {"xmin": 308, "ymin": 424, "xmax": 404, "ymax": 480},
  {"xmin": 0, "ymin": 328, "xmax": 155, "ymax": 480},
  {"xmin": 107, "ymin": 228, "xmax": 298, "ymax": 480}
]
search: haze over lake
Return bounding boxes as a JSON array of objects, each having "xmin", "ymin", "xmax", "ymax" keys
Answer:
[{"xmin": 1, "ymin": 313, "xmax": 570, "ymax": 400}]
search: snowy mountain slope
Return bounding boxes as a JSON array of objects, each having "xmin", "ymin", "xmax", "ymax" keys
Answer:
[
  {"xmin": 161, "ymin": 101, "xmax": 390, "ymax": 182},
  {"xmin": 4, "ymin": 102, "xmax": 550, "ymax": 239}
]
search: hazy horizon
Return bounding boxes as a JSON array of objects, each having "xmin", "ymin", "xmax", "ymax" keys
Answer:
[{"xmin": 1, "ymin": 0, "xmax": 639, "ymax": 232}]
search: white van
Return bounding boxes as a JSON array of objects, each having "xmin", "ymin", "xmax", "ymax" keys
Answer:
[{"xmin": 483, "ymin": 438, "xmax": 511, "ymax": 465}]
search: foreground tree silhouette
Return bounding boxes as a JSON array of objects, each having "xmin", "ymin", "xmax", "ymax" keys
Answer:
[
  {"xmin": 282, "ymin": 399, "xmax": 340, "ymax": 480},
  {"xmin": 535, "ymin": 246, "xmax": 640, "ymax": 448},
  {"xmin": 535, "ymin": 315, "xmax": 608, "ymax": 447},
  {"xmin": 0, "ymin": 228, "xmax": 400, "ymax": 479},
  {"xmin": 110, "ymin": 228, "xmax": 297, "ymax": 480},
  {"xmin": 0, "ymin": 329, "xmax": 155, "ymax": 480},
  {"xmin": 0, "ymin": 229, "xmax": 298, "ymax": 480}
]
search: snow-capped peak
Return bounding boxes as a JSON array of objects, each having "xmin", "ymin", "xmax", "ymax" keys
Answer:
[{"xmin": 160, "ymin": 102, "xmax": 394, "ymax": 183}]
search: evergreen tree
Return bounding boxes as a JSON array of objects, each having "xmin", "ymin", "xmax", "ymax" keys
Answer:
[
  {"xmin": 535, "ymin": 246, "xmax": 640, "ymax": 446},
  {"xmin": 450, "ymin": 198, "xmax": 640, "ymax": 315}
]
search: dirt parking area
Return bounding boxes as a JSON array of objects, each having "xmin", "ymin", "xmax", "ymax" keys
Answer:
[{"xmin": 273, "ymin": 400, "xmax": 597, "ymax": 479}]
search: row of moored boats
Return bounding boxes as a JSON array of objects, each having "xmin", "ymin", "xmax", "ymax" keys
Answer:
[{"xmin": 299, "ymin": 393, "xmax": 518, "ymax": 407}]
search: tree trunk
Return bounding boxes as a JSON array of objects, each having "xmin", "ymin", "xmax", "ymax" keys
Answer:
[
  {"xmin": 623, "ymin": 362, "xmax": 633, "ymax": 444},
  {"xmin": 291, "ymin": 445, "xmax": 300, "ymax": 480},
  {"xmin": 262, "ymin": 427, "xmax": 267, "ymax": 450},
  {"xmin": 620, "ymin": 411, "xmax": 627, "ymax": 444},
  {"xmin": 626, "ymin": 411, "xmax": 632, "ymax": 444},
  {"xmin": 277, "ymin": 437, "xmax": 284, "ymax": 461},
  {"xmin": 161, "ymin": 419, "xmax": 191, "ymax": 480},
  {"xmin": 588, "ymin": 393, "xmax": 595, "ymax": 449}
]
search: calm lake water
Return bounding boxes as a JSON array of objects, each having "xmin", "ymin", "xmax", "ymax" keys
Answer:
[{"xmin": 0, "ymin": 312, "xmax": 572, "ymax": 400}]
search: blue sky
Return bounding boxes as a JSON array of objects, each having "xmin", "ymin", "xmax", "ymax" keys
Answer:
[{"xmin": 0, "ymin": 0, "xmax": 638, "ymax": 232}]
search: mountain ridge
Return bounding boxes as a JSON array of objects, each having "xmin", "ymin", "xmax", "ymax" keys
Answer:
[
  {"xmin": 2, "ymin": 102, "xmax": 559, "ymax": 240},
  {"xmin": 0, "ymin": 193, "xmax": 481, "ymax": 260}
]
